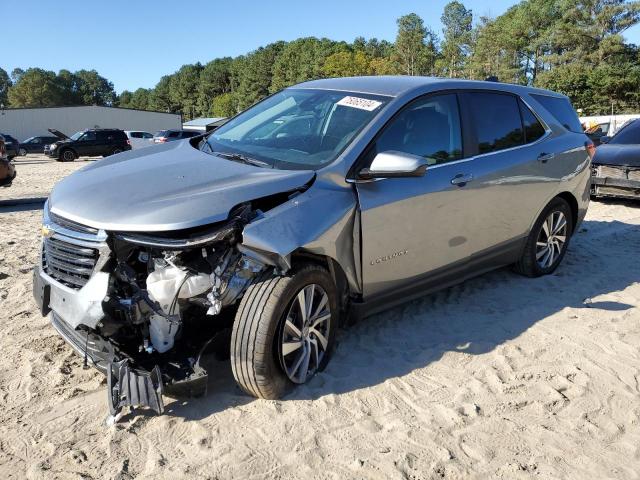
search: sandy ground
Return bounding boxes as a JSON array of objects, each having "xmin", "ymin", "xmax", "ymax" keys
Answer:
[
  {"xmin": 0, "ymin": 155, "xmax": 93, "ymax": 201},
  {"xmin": 1, "ymin": 161, "xmax": 640, "ymax": 479}
]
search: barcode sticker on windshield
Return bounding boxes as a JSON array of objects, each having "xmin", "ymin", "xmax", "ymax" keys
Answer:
[{"xmin": 337, "ymin": 96, "xmax": 383, "ymax": 111}]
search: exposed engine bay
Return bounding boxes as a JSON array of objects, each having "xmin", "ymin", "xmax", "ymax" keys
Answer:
[{"xmin": 36, "ymin": 202, "xmax": 278, "ymax": 418}]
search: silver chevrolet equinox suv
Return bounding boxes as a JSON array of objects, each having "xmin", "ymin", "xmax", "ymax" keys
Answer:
[{"xmin": 33, "ymin": 76, "xmax": 592, "ymax": 416}]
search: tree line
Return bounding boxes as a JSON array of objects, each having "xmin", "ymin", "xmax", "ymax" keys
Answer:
[{"xmin": 2, "ymin": 0, "xmax": 639, "ymax": 117}]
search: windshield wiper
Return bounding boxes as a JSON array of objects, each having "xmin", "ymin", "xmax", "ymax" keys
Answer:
[{"xmin": 212, "ymin": 151, "xmax": 272, "ymax": 168}]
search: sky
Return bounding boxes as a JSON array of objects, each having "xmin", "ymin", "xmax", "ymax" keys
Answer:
[{"xmin": 5, "ymin": 0, "xmax": 640, "ymax": 94}]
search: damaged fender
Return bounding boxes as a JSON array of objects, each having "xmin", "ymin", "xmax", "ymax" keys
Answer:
[{"xmin": 241, "ymin": 181, "xmax": 361, "ymax": 294}]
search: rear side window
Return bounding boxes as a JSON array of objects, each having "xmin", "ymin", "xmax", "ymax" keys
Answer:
[
  {"xmin": 530, "ymin": 94, "xmax": 582, "ymax": 133},
  {"xmin": 519, "ymin": 100, "xmax": 546, "ymax": 143},
  {"xmin": 467, "ymin": 92, "xmax": 523, "ymax": 154},
  {"xmin": 609, "ymin": 120, "xmax": 640, "ymax": 145},
  {"xmin": 130, "ymin": 132, "xmax": 143, "ymax": 138}
]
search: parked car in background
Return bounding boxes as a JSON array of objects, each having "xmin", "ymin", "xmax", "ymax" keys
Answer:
[
  {"xmin": 591, "ymin": 118, "xmax": 640, "ymax": 199},
  {"xmin": 0, "ymin": 133, "xmax": 20, "ymax": 159},
  {"xmin": 0, "ymin": 134, "xmax": 16, "ymax": 186},
  {"xmin": 153, "ymin": 129, "xmax": 200, "ymax": 143},
  {"xmin": 19, "ymin": 135, "xmax": 60, "ymax": 156},
  {"xmin": 585, "ymin": 122, "xmax": 610, "ymax": 146},
  {"xmin": 125, "ymin": 131, "xmax": 154, "ymax": 149},
  {"xmin": 34, "ymin": 77, "xmax": 591, "ymax": 417},
  {"xmin": 45, "ymin": 128, "xmax": 131, "ymax": 161}
]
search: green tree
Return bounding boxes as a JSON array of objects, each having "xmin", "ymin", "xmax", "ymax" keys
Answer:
[
  {"xmin": 210, "ymin": 92, "xmax": 237, "ymax": 117},
  {"xmin": 0, "ymin": 68, "xmax": 12, "ymax": 106},
  {"xmin": 236, "ymin": 42, "xmax": 285, "ymax": 110},
  {"xmin": 439, "ymin": 1, "xmax": 473, "ymax": 77},
  {"xmin": 270, "ymin": 38, "xmax": 346, "ymax": 92},
  {"xmin": 74, "ymin": 69, "xmax": 116, "ymax": 105},
  {"xmin": 393, "ymin": 13, "xmax": 439, "ymax": 75},
  {"xmin": 7, "ymin": 68, "xmax": 64, "ymax": 107},
  {"xmin": 169, "ymin": 63, "xmax": 203, "ymax": 119},
  {"xmin": 198, "ymin": 57, "xmax": 234, "ymax": 115}
]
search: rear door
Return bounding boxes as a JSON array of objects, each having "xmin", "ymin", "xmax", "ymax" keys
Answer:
[{"xmin": 457, "ymin": 91, "xmax": 551, "ymax": 261}]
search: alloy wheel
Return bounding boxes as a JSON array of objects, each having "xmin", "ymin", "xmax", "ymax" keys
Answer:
[
  {"xmin": 63, "ymin": 150, "xmax": 74, "ymax": 162},
  {"xmin": 280, "ymin": 284, "xmax": 331, "ymax": 384},
  {"xmin": 535, "ymin": 210, "xmax": 568, "ymax": 269}
]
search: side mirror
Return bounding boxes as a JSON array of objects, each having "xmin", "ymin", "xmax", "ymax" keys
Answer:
[
  {"xmin": 358, "ymin": 151, "xmax": 428, "ymax": 180},
  {"xmin": 600, "ymin": 136, "xmax": 610, "ymax": 144}
]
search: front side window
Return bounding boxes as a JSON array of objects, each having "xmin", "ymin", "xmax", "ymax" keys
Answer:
[
  {"xmin": 205, "ymin": 89, "xmax": 390, "ymax": 170},
  {"xmin": 467, "ymin": 92, "xmax": 523, "ymax": 154},
  {"xmin": 79, "ymin": 131, "xmax": 96, "ymax": 141},
  {"xmin": 370, "ymin": 94, "xmax": 463, "ymax": 166},
  {"xmin": 609, "ymin": 121, "xmax": 640, "ymax": 145}
]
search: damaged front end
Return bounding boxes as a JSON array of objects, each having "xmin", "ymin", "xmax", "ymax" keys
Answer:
[{"xmin": 34, "ymin": 203, "xmax": 268, "ymax": 418}]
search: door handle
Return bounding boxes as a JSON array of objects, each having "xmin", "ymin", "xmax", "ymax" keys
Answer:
[
  {"xmin": 538, "ymin": 152, "xmax": 555, "ymax": 163},
  {"xmin": 451, "ymin": 173, "xmax": 473, "ymax": 186}
]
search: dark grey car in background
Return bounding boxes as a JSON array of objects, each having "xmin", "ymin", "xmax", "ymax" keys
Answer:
[
  {"xmin": 591, "ymin": 118, "xmax": 640, "ymax": 199},
  {"xmin": 33, "ymin": 76, "xmax": 592, "ymax": 417}
]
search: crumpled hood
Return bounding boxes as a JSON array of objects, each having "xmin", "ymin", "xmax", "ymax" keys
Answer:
[
  {"xmin": 49, "ymin": 140, "xmax": 315, "ymax": 232},
  {"xmin": 593, "ymin": 144, "xmax": 640, "ymax": 167}
]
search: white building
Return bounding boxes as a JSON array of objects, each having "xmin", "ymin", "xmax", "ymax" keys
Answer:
[
  {"xmin": 579, "ymin": 114, "xmax": 640, "ymax": 136},
  {"xmin": 0, "ymin": 105, "xmax": 182, "ymax": 141}
]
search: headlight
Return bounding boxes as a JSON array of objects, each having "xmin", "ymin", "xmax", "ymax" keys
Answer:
[{"xmin": 50, "ymin": 144, "xmax": 57, "ymax": 150}]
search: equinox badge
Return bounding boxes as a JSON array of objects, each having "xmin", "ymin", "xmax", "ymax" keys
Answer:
[{"xmin": 370, "ymin": 249, "xmax": 408, "ymax": 266}]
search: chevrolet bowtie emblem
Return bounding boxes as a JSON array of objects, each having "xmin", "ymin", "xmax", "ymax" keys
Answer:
[{"xmin": 41, "ymin": 225, "xmax": 55, "ymax": 238}]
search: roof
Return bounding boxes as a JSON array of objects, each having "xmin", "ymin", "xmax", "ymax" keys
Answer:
[
  {"xmin": 293, "ymin": 76, "xmax": 565, "ymax": 99},
  {"xmin": 183, "ymin": 117, "xmax": 226, "ymax": 127}
]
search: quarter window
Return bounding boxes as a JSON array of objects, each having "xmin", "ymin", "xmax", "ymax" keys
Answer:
[
  {"xmin": 373, "ymin": 94, "xmax": 463, "ymax": 165},
  {"xmin": 467, "ymin": 92, "xmax": 523, "ymax": 154},
  {"xmin": 519, "ymin": 100, "xmax": 546, "ymax": 143}
]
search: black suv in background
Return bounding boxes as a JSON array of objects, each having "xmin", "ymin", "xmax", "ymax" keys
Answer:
[{"xmin": 46, "ymin": 128, "xmax": 131, "ymax": 162}]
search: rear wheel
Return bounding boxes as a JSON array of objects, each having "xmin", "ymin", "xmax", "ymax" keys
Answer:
[
  {"xmin": 60, "ymin": 149, "xmax": 76, "ymax": 162},
  {"xmin": 111, "ymin": 147, "xmax": 123, "ymax": 156},
  {"xmin": 514, "ymin": 197, "xmax": 573, "ymax": 277},
  {"xmin": 19, "ymin": 148, "xmax": 26, "ymax": 156},
  {"xmin": 230, "ymin": 264, "xmax": 338, "ymax": 399}
]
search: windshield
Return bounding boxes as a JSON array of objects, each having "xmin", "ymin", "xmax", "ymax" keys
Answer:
[
  {"xmin": 609, "ymin": 120, "xmax": 640, "ymax": 145},
  {"xmin": 204, "ymin": 89, "xmax": 389, "ymax": 170},
  {"xmin": 70, "ymin": 131, "xmax": 83, "ymax": 141}
]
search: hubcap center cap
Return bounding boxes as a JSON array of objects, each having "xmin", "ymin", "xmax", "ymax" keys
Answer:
[{"xmin": 302, "ymin": 325, "xmax": 310, "ymax": 338}]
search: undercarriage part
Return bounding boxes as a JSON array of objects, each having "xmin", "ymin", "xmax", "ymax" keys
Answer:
[{"xmin": 107, "ymin": 359, "xmax": 164, "ymax": 416}]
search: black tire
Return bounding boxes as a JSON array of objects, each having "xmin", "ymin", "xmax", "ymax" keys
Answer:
[
  {"xmin": 514, "ymin": 197, "xmax": 573, "ymax": 277},
  {"xmin": 60, "ymin": 149, "xmax": 76, "ymax": 162},
  {"xmin": 231, "ymin": 264, "xmax": 338, "ymax": 399},
  {"xmin": 111, "ymin": 147, "xmax": 123, "ymax": 156}
]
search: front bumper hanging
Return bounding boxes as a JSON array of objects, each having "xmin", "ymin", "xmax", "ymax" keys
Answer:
[{"xmin": 107, "ymin": 359, "xmax": 164, "ymax": 416}]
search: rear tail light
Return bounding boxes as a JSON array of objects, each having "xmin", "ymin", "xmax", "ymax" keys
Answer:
[
  {"xmin": 586, "ymin": 140, "xmax": 596, "ymax": 160},
  {"xmin": 156, "ymin": 137, "xmax": 167, "ymax": 143},
  {"xmin": 126, "ymin": 139, "xmax": 131, "ymax": 145}
]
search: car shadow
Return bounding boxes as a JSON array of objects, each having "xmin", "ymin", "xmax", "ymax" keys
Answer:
[{"xmin": 163, "ymin": 218, "xmax": 640, "ymax": 420}]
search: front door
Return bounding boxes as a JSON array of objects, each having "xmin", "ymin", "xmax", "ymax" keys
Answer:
[
  {"xmin": 356, "ymin": 93, "xmax": 477, "ymax": 298},
  {"xmin": 76, "ymin": 131, "xmax": 98, "ymax": 156}
]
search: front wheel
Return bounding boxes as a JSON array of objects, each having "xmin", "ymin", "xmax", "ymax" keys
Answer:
[
  {"xmin": 19, "ymin": 148, "xmax": 27, "ymax": 156},
  {"xmin": 60, "ymin": 149, "xmax": 76, "ymax": 162},
  {"xmin": 230, "ymin": 264, "xmax": 338, "ymax": 399},
  {"xmin": 514, "ymin": 197, "xmax": 573, "ymax": 277}
]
